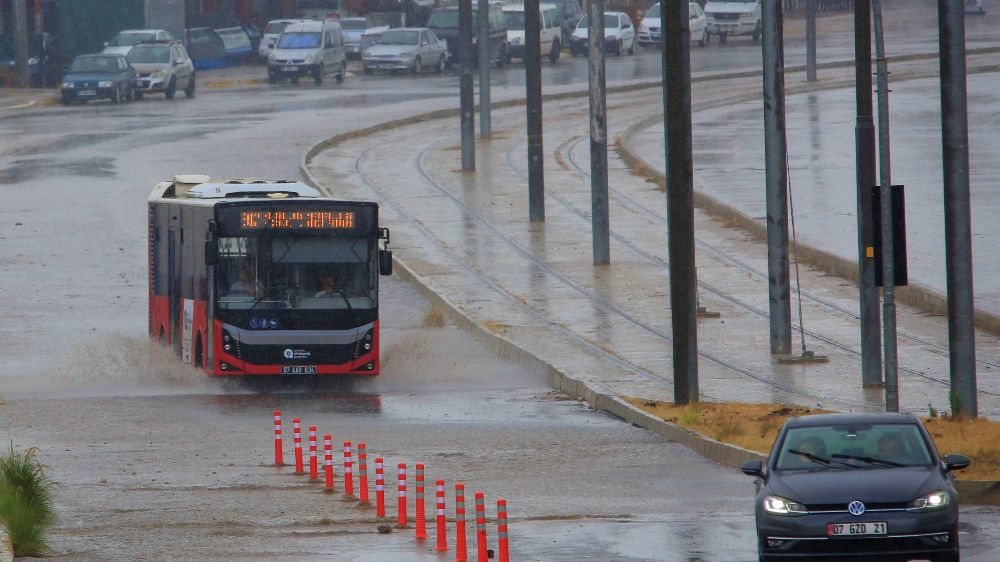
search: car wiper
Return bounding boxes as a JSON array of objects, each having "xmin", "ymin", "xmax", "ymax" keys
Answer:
[
  {"xmin": 831, "ymin": 453, "xmax": 904, "ymax": 468},
  {"xmin": 787, "ymin": 449, "xmax": 848, "ymax": 469}
]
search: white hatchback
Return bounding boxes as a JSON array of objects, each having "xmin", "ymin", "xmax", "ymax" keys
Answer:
[{"xmin": 638, "ymin": 2, "xmax": 707, "ymax": 48}]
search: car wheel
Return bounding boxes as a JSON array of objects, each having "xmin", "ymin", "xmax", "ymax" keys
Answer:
[
  {"xmin": 314, "ymin": 64, "xmax": 323, "ymax": 85},
  {"xmin": 60, "ymin": 96, "xmax": 71, "ymax": 106},
  {"xmin": 267, "ymin": 70, "xmax": 277, "ymax": 84},
  {"xmin": 336, "ymin": 61, "xmax": 345, "ymax": 84},
  {"xmin": 184, "ymin": 74, "xmax": 196, "ymax": 98},
  {"xmin": 617, "ymin": 40, "xmax": 623, "ymax": 56},
  {"xmin": 698, "ymin": 30, "xmax": 707, "ymax": 47},
  {"xmin": 165, "ymin": 77, "xmax": 177, "ymax": 99},
  {"xmin": 705, "ymin": 30, "xmax": 712, "ymax": 44},
  {"xmin": 549, "ymin": 39, "xmax": 561, "ymax": 63},
  {"xmin": 411, "ymin": 55, "xmax": 422, "ymax": 75},
  {"xmin": 628, "ymin": 39, "xmax": 635, "ymax": 55},
  {"xmin": 496, "ymin": 44, "xmax": 509, "ymax": 68},
  {"xmin": 718, "ymin": 31, "xmax": 728, "ymax": 44},
  {"xmin": 134, "ymin": 90, "xmax": 143, "ymax": 101},
  {"xmin": 110, "ymin": 87, "xmax": 120, "ymax": 105},
  {"xmin": 752, "ymin": 21, "xmax": 762, "ymax": 44},
  {"xmin": 436, "ymin": 55, "xmax": 446, "ymax": 74}
]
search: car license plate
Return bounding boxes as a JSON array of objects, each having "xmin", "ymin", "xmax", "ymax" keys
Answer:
[
  {"xmin": 79, "ymin": 90, "xmax": 96, "ymax": 96},
  {"xmin": 283, "ymin": 65, "xmax": 298, "ymax": 72},
  {"xmin": 282, "ymin": 366, "xmax": 316, "ymax": 375},
  {"xmin": 828, "ymin": 522, "xmax": 887, "ymax": 537}
]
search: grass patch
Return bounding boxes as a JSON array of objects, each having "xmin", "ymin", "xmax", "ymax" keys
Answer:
[
  {"xmin": 624, "ymin": 399, "xmax": 1000, "ymax": 481},
  {"xmin": 422, "ymin": 305, "xmax": 446, "ymax": 328},
  {"xmin": 0, "ymin": 443, "xmax": 59, "ymax": 557}
]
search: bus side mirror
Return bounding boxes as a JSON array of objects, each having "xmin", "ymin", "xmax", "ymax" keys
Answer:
[
  {"xmin": 205, "ymin": 240, "xmax": 219, "ymax": 266},
  {"xmin": 379, "ymin": 249, "xmax": 393, "ymax": 276}
]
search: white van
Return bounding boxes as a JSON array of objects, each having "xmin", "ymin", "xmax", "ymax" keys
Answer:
[
  {"xmin": 267, "ymin": 20, "xmax": 347, "ymax": 85},
  {"xmin": 503, "ymin": 3, "xmax": 563, "ymax": 63}
]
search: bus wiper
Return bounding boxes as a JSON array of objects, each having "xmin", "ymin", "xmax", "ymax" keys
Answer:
[
  {"xmin": 788, "ymin": 449, "xmax": 846, "ymax": 469},
  {"xmin": 831, "ymin": 453, "xmax": 904, "ymax": 468},
  {"xmin": 332, "ymin": 289, "xmax": 357, "ymax": 324}
]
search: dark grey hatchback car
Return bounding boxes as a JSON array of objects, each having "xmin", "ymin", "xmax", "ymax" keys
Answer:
[{"xmin": 741, "ymin": 413, "xmax": 970, "ymax": 562}]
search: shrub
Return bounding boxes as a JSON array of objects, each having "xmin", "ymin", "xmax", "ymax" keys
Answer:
[{"xmin": 0, "ymin": 443, "xmax": 59, "ymax": 557}]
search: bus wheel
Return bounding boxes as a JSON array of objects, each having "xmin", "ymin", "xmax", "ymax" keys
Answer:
[{"xmin": 194, "ymin": 334, "xmax": 204, "ymax": 369}]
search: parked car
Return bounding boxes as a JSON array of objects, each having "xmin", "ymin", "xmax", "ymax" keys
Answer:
[
  {"xmin": 568, "ymin": 11, "xmax": 636, "ymax": 57},
  {"xmin": 126, "ymin": 41, "xmax": 195, "ymax": 99},
  {"xmin": 259, "ymin": 19, "xmax": 303, "ymax": 61},
  {"xmin": 103, "ymin": 29, "xmax": 175, "ymax": 56},
  {"xmin": 0, "ymin": 32, "xmax": 49, "ymax": 87},
  {"xmin": 360, "ymin": 25, "xmax": 392, "ymax": 54},
  {"xmin": 339, "ymin": 17, "xmax": 371, "ymax": 59},
  {"xmin": 186, "ymin": 27, "xmax": 228, "ymax": 69},
  {"xmin": 215, "ymin": 26, "xmax": 254, "ymax": 62},
  {"xmin": 503, "ymin": 3, "xmax": 563, "ymax": 63},
  {"xmin": 362, "ymin": 27, "xmax": 447, "ymax": 75},
  {"xmin": 741, "ymin": 412, "xmax": 969, "ymax": 562},
  {"xmin": 704, "ymin": 0, "xmax": 761, "ymax": 44},
  {"xmin": 60, "ymin": 53, "xmax": 136, "ymax": 105},
  {"xmin": 267, "ymin": 20, "xmax": 347, "ymax": 85},
  {"xmin": 427, "ymin": 3, "xmax": 509, "ymax": 68},
  {"xmin": 638, "ymin": 2, "xmax": 707, "ymax": 48}
]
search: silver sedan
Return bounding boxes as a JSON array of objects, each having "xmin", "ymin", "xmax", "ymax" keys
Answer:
[{"xmin": 362, "ymin": 28, "xmax": 448, "ymax": 75}]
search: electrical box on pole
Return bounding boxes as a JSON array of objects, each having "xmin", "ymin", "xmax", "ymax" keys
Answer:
[{"xmin": 871, "ymin": 185, "xmax": 908, "ymax": 288}]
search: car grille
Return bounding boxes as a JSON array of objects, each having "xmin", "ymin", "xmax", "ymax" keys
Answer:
[
  {"xmin": 805, "ymin": 501, "xmax": 909, "ymax": 512},
  {"xmin": 649, "ymin": 26, "xmax": 659, "ymax": 33},
  {"xmin": 712, "ymin": 13, "xmax": 740, "ymax": 21},
  {"xmin": 274, "ymin": 58, "xmax": 305, "ymax": 64},
  {"xmin": 775, "ymin": 534, "xmax": 951, "ymax": 555}
]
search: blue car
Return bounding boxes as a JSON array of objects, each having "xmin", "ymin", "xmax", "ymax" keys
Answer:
[{"xmin": 60, "ymin": 54, "xmax": 136, "ymax": 105}]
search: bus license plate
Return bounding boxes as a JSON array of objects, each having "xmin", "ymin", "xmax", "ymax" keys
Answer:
[
  {"xmin": 828, "ymin": 522, "xmax": 887, "ymax": 537},
  {"xmin": 282, "ymin": 366, "xmax": 316, "ymax": 375}
]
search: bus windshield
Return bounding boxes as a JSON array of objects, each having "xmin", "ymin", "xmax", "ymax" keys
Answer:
[{"xmin": 216, "ymin": 235, "xmax": 375, "ymax": 311}]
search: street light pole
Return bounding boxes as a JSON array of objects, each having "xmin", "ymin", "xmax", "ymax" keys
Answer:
[
  {"xmin": 459, "ymin": 0, "xmax": 476, "ymax": 171},
  {"xmin": 588, "ymin": 0, "xmax": 610, "ymax": 265},
  {"xmin": 478, "ymin": 0, "xmax": 491, "ymax": 139},
  {"xmin": 12, "ymin": 0, "xmax": 30, "ymax": 88},
  {"xmin": 806, "ymin": 0, "xmax": 816, "ymax": 82},
  {"xmin": 525, "ymin": 0, "xmax": 545, "ymax": 221},
  {"xmin": 938, "ymin": 0, "xmax": 978, "ymax": 418}
]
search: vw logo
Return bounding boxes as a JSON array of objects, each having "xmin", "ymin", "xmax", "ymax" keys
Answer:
[
  {"xmin": 848, "ymin": 500, "xmax": 866, "ymax": 516},
  {"xmin": 283, "ymin": 348, "xmax": 294, "ymax": 359}
]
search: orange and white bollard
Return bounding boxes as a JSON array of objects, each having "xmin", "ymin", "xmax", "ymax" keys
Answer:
[
  {"xmin": 475, "ymin": 492, "xmax": 488, "ymax": 562},
  {"xmin": 357, "ymin": 442, "xmax": 369, "ymax": 504},
  {"xmin": 397, "ymin": 463, "xmax": 408, "ymax": 528},
  {"xmin": 497, "ymin": 499, "xmax": 509, "ymax": 562},
  {"xmin": 324, "ymin": 435, "xmax": 334, "ymax": 491},
  {"xmin": 293, "ymin": 418, "xmax": 304, "ymax": 474},
  {"xmin": 435, "ymin": 479, "xmax": 448, "ymax": 552},
  {"xmin": 308, "ymin": 426, "xmax": 318, "ymax": 480},
  {"xmin": 375, "ymin": 457, "xmax": 386, "ymax": 518},
  {"xmin": 343, "ymin": 441, "xmax": 354, "ymax": 497},
  {"xmin": 415, "ymin": 464, "xmax": 427, "ymax": 540},
  {"xmin": 272, "ymin": 410, "xmax": 284, "ymax": 466},
  {"xmin": 454, "ymin": 483, "xmax": 468, "ymax": 562}
]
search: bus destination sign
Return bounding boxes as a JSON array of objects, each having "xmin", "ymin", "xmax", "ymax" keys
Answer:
[{"xmin": 241, "ymin": 210, "xmax": 355, "ymax": 230}]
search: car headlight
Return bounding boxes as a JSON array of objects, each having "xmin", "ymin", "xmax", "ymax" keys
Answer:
[
  {"xmin": 151, "ymin": 70, "xmax": 168, "ymax": 79},
  {"xmin": 303, "ymin": 53, "xmax": 316, "ymax": 63},
  {"xmin": 62, "ymin": 82, "xmax": 75, "ymax": 89},
  {"xmin": 908, "ymin": 491, "xmax": 950, "ymax": 512},
  {"xmin": 362, "ymin": 51, "xmax": 372, "ymax": 59},
  {"xmin": 763, "ymin": 495, "xmax": 807, "ymax": 516},
  {"xmin": 28, "ymin": 57, "xmax": 38, "ymax": 65},
  {"xmin": 98, "ymin": 81, "xmax": 113, "ymax": 88}
]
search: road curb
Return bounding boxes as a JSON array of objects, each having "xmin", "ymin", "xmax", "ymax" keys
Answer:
[
  {"xmin": 203, "ymin": 78, "xmax": 266, "ymax": 89},
  {"xmin": 299, "ymin": 51, "xmax": 1000, "ymax": 506}
]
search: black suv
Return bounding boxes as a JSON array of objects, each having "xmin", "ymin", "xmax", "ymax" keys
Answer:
[{"xmin": 427, "ymin": 3, "xmax": 509, "ymax": 68}]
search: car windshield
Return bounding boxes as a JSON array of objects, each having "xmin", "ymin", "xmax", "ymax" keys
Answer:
[
  {"xmin": 646, "ymin": 4, "xmax": 660, "ymax": 18},
  {"xmin": 263, "ymin": 21, "xmax": 292, "ymax": 35},
  {"xmin": 69, "ymin": 57, "xmax": 118, "ymax": 73},
  {"xmin": 340, "ymin": 19, "xmax": 368, "ymax": 30},
  {"xmin": 505, "ymin": 12, "xmax": 526, "ymax": 30},
  {"xmin": 378, "ymin": 30, "xmax": 419, "ymax": 45},
  {"xmin": 216, "ymin": 236, "xmax": 375, "ymax": 311},
  {"xmin": 776, "ymin": 423, "xmax": 934, "ymax": 471},
  {"xmin": 277, "ymin": 32, "xmax": 321, "ymax": 49},
  {"xmin": 577, "ymin": 15, "xmax": 620, "ymax": 28},
  {"xmin": 109, "ymin": 32, "xmax": 156, "ymax": 47},
  {"xmin": 127, "ymin": 46, "xmax": 171, "ymax": 64}
]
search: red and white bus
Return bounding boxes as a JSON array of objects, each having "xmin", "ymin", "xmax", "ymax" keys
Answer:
[{"xmin": 148, "ymin": 175, "xmax": 392, "ymax": 376}]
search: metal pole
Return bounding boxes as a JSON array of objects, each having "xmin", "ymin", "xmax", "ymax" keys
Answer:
[
  {"xmin": 761, "ymin": 0, "xmax": 791, "ymax": 356},
  {"xmin": 872, "ymin": 0, "xmax": 898, "ymax": 412},
  {"xmin": 854, "ymin": 0, "xmax": 883, "ymax": 388},
  {"xmin": 938, "ymin": 0, "xmax": 978, "ymax": 417},
  {"xmin": 13, "ymin": 0, "xmax": 30, "ymax": 88},
  {"xmin": 459, "ymin": 0, "xmax": 476, "ymax": 171},
  {"xmin": 478, "ymin": 0, "xmax": 491, "ymax": 139},
  {"xmin": 588, "ymin": 0, "xmax": 610, "ymax": 265},
  {"xmin": 525, "ymin": 0, "xmax": 545, "ymax": 222},
  {"xmin": 663, "ymin": 0, "xmax": 699, "ymax": 405},
  {"xmin": 806, "ymin": 0, "xmax": 816, "ymax": 82}
]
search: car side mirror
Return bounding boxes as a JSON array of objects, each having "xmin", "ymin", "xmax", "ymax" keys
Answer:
[
  {"xmin": 944, "ymin": 454, "xmax": 971, "ymax": 472},
  {"xmin": 741, "ymin": 460, "xmax": 763, "ymax": 477},
  {"xmin": 205, "ymin": 241, "xmax": 218, "ymax": 266},
  {"xmin": 379, "ymin": 249, "xmax": 393, "ymax": 276}
]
